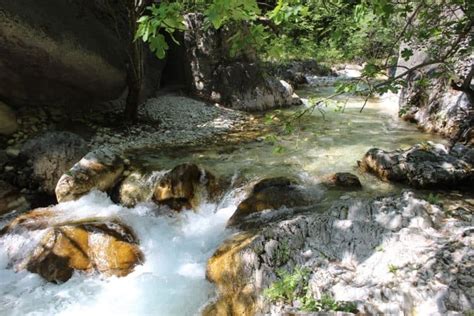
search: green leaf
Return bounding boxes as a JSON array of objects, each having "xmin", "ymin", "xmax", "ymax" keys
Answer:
[{"xmin": 401, "ymin": 48, "xmax": 413, "ymax": 61}]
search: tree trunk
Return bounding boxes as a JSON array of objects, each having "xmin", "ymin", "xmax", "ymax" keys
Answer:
[{"xmin": 123, "ymin": 0, "xmax": 147, "ymax": 123}]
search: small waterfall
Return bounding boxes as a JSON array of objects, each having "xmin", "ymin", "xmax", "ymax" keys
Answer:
[{"xmin": 0, "ymin": 185, "xmax": 246, "ymax": 316}]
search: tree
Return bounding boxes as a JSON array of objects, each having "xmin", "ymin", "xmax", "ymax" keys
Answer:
[{"xmin": 123, "ymin": 0, "xmax": 473, "ymax": 121}]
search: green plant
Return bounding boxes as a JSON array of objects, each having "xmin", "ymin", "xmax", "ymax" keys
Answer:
[
  {"xmin": 274, "ymin": 241, "xmax": 290, "ymax": 264},
  {"xmin": 375, "ymin": 245, "xmax": 385, "ymax": 252},
  {"xmin": 426, "ymin": 193, "xmax": 442, "ymax": 205},
  {"xmin": 265, "ymin": 266, "xmax": 358, "ymax": 313},
  {"xmin": 301, "ymin": 294, "xmax": 358, "ymax": 313},
  {"xmin": 388, "ymin": 264, "xmax": 399, "ymax": 274},
  {"xmin": 264, "ymin": 267, "xmax": 310, "ymax": 302}
]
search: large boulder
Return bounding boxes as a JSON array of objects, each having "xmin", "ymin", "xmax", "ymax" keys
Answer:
[
  {"xmin": 0, "ymin": 0, "xmax": 127, "ymax": 107},
  {"xmin": 1, "ymin": 208, "xmax": 143, "ymax": 283},
  {"xmin": 204, "ymin": 232, "xmax": 260, "ymax": 316},
  {"xmin": 55, "ymin": 148, "xmax": 124, "ymax": 202},
  {"xmin": 397, "ymin": 43, "xmax": 473, "ymax": 144},
  {"xmin": 360, "ymin": 143, "xmax": 473, "ymax": 188},
  {"xmin": 0, "ymin": 101, "xmax": 18, "ymax": 135},
  {"xmin": 153, "ymin": 163, "xmax": 219, "ymax": 211},
  {"xmin": 206, "ymin": 192, "xmax": 473, "ymax": 315},
  {"xmin": 183, "ymin": 13, "xmax": 300, "ymax": 111},
  {"xmin": 227, "ymin": 177, "xmax": 309, "ymax": 227},
  {"xmin": 19, "ymin": 131, "xmax": 88, "ymax": 195}
]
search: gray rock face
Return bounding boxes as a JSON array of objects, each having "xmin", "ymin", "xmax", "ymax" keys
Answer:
[
  {"xmin": 360, "ymin": 143, "xmax": 473, "ymax": 189},
  {"xmin": 207, "ymin": 192, "xmax": 473, "ymax": 315},
  {"xmin": 20, "ymin": 132, "xmax": 88, "ymax": 195},
  {"xmin": 397, "ymin": 44, "xmax": 473, "ymax": 144},
  {"xmin": 183, "ymin": 13, "xmax": 300, "ymax": 111},
  {"xmin": 55, "ymin": 148, "xmax": 124, "ymax": 202},
  {"xmin": 0, "ymin": 0, "xmax": 127, "ymax": 106}
]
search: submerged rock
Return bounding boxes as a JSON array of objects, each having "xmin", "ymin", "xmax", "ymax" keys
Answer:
[
  {"xmin": 206, "ymin": 192, "xmax": 473, "ymax": 315},
  {"xmin": 153, "ymin": 163, "xmax": 219, "ymax": 211},
  {"xmin": 20, "ymin": 131, "xmax": 88, "ymax": 195},
  {"xmin": 1, "ymin": 208, "xmax": 143, "ymax": 283},
  {"xmin": 320, "ymin": 172, "xmax": 362, "ymax": 189},
  {"xmin": 360, "ymin": 143, "xmax": 473, "ymax": 189},
  {"xmin": 227, "ymin": 177, "xmax": 309, "ymax": 227},
  {"xmin": 55, "ymin": 148, "xmax": 124, "ymax": 202}
]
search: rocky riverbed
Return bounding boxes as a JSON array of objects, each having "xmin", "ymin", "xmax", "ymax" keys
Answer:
[{"xmin": 0, "ymin": 73, "xmax": 473, "ymax": 315}]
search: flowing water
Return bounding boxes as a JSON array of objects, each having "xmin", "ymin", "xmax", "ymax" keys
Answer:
[{"xmin": 0, "ymin": 81, "xmax": 443, "ymax": 316}]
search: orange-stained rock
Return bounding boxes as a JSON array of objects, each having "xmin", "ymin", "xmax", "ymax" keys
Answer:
[
  {"xmin": 55, "ymin": 148, "xmax": 124, "ymax": 202},
  {"xmin": 1, "ymin": 208, "xmax": 143, "ymax": 283},
  {"xmin": 153, "ymin": 163, "xmax": 219, "ymax": 211},
  {"xmin": 204, "ymin": 232, "xmax": 259, "ymax": 316}
]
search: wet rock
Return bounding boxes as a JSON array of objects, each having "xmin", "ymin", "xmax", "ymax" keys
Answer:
[
  {"xmin": 204, "ymin": 231, "xmax": 260, "ymax": 316},
  {"xmin": 55, "ymin": 148, "xmax": 124, "ymax": 202},
  {"xmin": 0, "ymin": 180, "xmax": 30, "ymax": 216},
  {"xmin": 20, "ymin": 131, "xmax": 88, "ymax": 194},
  {"xmin": 360, "ymin": 143, "xmax": 473, "ymax": 189},
  {"xmin": 227, "ymin": 177, "xmax": 308, "ymax": 227},
  {"xmin": 1, "ymin": 208, "xmax": 143, "ymax": 283},
  {"xmin": 153, "ymin": 163, "xmax": 219, "ymax": 211},
  {"xmin": 117, "ymin": 171, "xmax": 159, "ymax": 207},
  {"xmin": 321, "ymin": 172, "xmax": 362, "ymax": 189},
  {"xmin": 0, "ymin": 101, "xmax": 18, "ymax": 135}
]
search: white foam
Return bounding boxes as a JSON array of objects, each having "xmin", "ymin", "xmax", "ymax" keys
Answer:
[{"xmin": 0, "ymin": 190, "xmax": 241, "ymax": 316}]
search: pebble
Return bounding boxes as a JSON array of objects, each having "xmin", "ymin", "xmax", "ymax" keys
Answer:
[
  {"xmin": 5, "ymin": 148, "xmax": 20, "ymax": 157},
  {"xmin": 4, "ymin": 166, "xmax": 14, "ymax": 172}
]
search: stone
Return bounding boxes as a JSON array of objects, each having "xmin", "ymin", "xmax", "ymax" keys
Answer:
[
  {"xmin": 397, "ymin": 45, "xmax": 473, "ymax": 145},
  {"xmin": 183, "ymin": 13, "xmax": 301, "ymax": 111},
  {"xmin": 204, "ymin": 231, "xmax": 259, "ymax": 316},
  {"xmin": 227, "ymin": 177, "xmax": 309, "ymax": 227},
  {"xmin": 153, "ymin": 163, "xmax": 219, "ymax": 211},
  {"xmin": 360, "ymin": 143, "xmax": 473, "ymax": 189},
  {"xmin": 1, "ymin": 208, "xmax": 143, "ymax": 283},
  {"xmin": 0, "ymin": 1, "xmax": 126, "ymax": 107},
  {"xmin": 0, "ymin": 101, "xmax": 18, "ymax": 135},
  {"xmin": 55, "ymin": 148, "xmax": 124, "ymax": 202},
  {"xmin": 0, "ymin": 180, "xmax": 30, "ymax": 216},
  {"xmin": 321, "ymin": 172, "xmax": 362, "ymax": 189},
  {"xmin": 5, "ymin": 147, "xmax": 20, "ymax": 158},
  {"xmin": 117, "ymin": 171, "xmax": 158, "ymax": 207},
  {"xmin": 20, "ymin": 131, "xmax": 88, "ymax": 195}
]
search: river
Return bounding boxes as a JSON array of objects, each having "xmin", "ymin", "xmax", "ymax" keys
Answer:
[{"xmin": 0, "ymin": 80, "xmax": 443, "ymax": 315}]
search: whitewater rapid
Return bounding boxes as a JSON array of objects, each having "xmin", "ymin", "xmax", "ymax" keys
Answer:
[{"xmin": 0, "ymin": 189, "xmax": 244, "ymax": 316}]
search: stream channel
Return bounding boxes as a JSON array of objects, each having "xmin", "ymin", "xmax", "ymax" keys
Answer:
[{"xmin": 0, "ymin": 80, "xmax": 443, "ymax": 315}]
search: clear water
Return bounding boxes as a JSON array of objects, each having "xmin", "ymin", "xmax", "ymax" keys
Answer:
[{"xmin": 0, "ymin": 84, "xmax": 443, "ymax": 316}]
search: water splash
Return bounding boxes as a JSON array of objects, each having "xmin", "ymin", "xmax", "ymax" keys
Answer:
[{"xmin": 0, "ymin": 189, "xmax": 244, "ymax": 316}]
